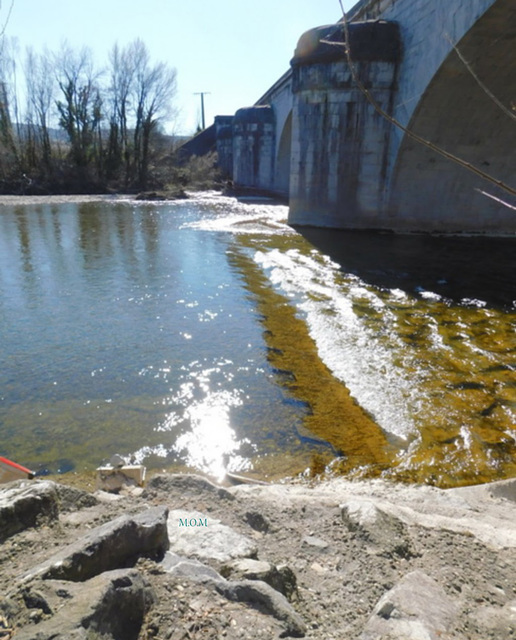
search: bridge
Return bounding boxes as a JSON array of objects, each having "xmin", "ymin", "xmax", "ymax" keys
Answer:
[{"xmin": 188, "ymin": 0, "xmax": 516, "ymax": 234}]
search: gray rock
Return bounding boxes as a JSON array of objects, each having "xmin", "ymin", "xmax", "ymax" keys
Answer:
[
  {"xmin": 160, "ymin": 551, "xmax": 223, "ymax": 583},
  {"xmin": 54, "ymin": 484, "xmax": 98, "ymax": 512},
  {"xmin": 340, "ymin": 499, "xmax": 413, "ymax": 558},
  {"xmin": 215, "ymin": 578, "xmax": 306, "ymax": 637},
  {"xmin": 221, "ymin": 558, "xmax": 297, "ymax": 600},
  {"xmin": 24, "ymin": 506, "xmax": 169, "ymax": 582},
  {"xmin": 167, "ymin": 509, "xmax": 257, "ymax": 562},
  {"xmin": 244, "ymin": 509, "xmax": 270, "ymax": 533},
  {"xmin": 145, "ymin": 473, "xmax": 234, "ymax": 501},
  {"xmin": 302, "ymin": 535, "xmax": 329, "ymax": 550},
  {"xmin": 14, "ymin": 569, "xmax": 153, "ymax": 640},
  {"xmin": 486, "ymin": 478, "xmax": 516, "ymax": 502},
  {"xmin": 361, "ymin": 570, "xmax": 460, "ymax": 640},
  {"xmin": 0, "ymin": 481, "xmax": 59, "ymax": 543},
  {"xmin": 21, "ymin": 587, "xmax": 53, "ymax": 615},
  {"xmin": 160, "ymin": 553, "xmax": 303, "ymax": 636},
  {"xmin": 470, "ymin": 598, "xmax": 516, "ymax": 635}
]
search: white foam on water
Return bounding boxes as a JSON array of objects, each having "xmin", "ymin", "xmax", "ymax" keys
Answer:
[
  {"xmin": 182, "ymin": 192, "xmax": 291, "ymax": 236},
  {"xmin": 254, "ymin": 248, "xmax": 424, "ymax": 441}
]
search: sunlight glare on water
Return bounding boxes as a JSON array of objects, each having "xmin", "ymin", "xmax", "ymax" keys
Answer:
[{"xmin": 0, "ymin": 193, "xmax": 514, "ymax": 486}]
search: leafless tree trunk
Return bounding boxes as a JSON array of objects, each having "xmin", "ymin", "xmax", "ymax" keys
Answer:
[
  {"xmin": 24, "ymin": 47, "xmax": 55, "ymax": 170},
  {"xmin": 54, "ymin": 43, "xmax": 103, "ymax": 175},
  {"xmin": 130, "ymin": 39, "xmax": 177, "ymax": 188},
  {"xmin": 106, "ymin": 42, "xmax": 134, "ymax": 182}
]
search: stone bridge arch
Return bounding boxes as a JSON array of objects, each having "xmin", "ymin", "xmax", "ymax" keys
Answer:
[
  {"xmin": 387, "ymin": 0, "xmax": 516, "ymax": 231},
  {"xmin": 287, "ymin": 0, "xmax": 516, "ymax": 233}
]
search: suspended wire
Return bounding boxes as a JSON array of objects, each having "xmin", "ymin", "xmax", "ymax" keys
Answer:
[
  {"xmin": 0, "ymin": 0, "xmax": 15, "ymax": 39},
  {"xmin": 444, "ymin": 33, "xmax": 516, "ymax": 125}
]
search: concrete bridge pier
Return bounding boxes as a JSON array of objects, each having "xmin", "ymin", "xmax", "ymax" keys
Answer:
[
  {"xmin": 289, "ymin": 21, "xmax": 401, "ymax": 228},
  {"xmin": 232, "ymin": 106, "xmax": 276, "ymax": 191}
]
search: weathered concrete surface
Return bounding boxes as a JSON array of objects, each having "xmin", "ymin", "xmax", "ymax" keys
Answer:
[
  {"xmin": 377, "ymin": 0, "xmax": 516, "ymax": 233},
  {"xmin": 232, "ymin": 106, "xmax": 276, "ymax": 191},
  {"xmin": 24, "ymin": 506, "xmax": 169, "ymax": 582},
  {"xmin": 289, "ymin": 21, "xmax": 401, "ymax": 229},
  {"xmin": 214, "ymin": 115, "xmax": 234, "ymax": 178}
]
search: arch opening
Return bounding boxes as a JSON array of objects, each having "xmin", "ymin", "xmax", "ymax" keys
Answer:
[
  {"xmin": 389, "ymin": 0, "xmax": 516, "ymax": 233},
  {"xmin": 275, "ymin": 111, "xmax": 292, "ymax": 198}
]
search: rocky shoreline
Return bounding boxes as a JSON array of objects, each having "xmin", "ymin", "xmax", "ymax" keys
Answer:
[{"xmin": 1, "ymin": 473, "xmax": 516, "ymax": 639}]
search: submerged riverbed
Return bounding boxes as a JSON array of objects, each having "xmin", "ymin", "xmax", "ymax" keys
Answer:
[{"xmin": 0, "ymin": 193, "xmax": 514, "ymax": 486}]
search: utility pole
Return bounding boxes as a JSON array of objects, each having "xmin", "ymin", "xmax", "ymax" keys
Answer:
[{"xmin": 194, "ymin": 92, "xmax": 210, "ymax": 130}]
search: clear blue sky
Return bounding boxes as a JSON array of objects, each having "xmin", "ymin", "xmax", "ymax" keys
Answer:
[{"xmin": 5, "ymin": 0, "xmax": 356, "ymax": 135}]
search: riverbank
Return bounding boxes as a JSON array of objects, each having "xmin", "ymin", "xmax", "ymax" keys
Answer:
[{"xmin": 1, "ymin": 472, "xmax": 516, "ymax": 639}]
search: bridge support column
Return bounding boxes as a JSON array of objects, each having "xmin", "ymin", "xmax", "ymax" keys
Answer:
[
  {"xmin": 214, "ymin": 116, "xmax": 234, "ymax": 179},
  {"xmin": 289, "ymin": 21, "xmax": 401, "ymax": 228},
  {"xmin": 232, "ymin": 106, "xmax": 275, "ymax": 191}
]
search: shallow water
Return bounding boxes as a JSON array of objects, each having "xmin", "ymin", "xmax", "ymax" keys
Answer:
[{"xmin": 0, "ymin": 193, "xmax": 514, "ymax": 486}]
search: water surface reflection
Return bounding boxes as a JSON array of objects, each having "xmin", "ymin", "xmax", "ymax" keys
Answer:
[{"xmin": 0, "ymin": 194, "xmax": 515, "ymax": 487}]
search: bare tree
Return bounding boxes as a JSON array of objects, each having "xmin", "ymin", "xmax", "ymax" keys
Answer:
[
  {"xmin": 106, "ymin": 42, "xmax": 134, "ymax": 180},
  {"xmin": 24, "ymin": 47, "xmax": 55, "ymax": 169},
  {"xmin": 130, "ymin": 39, "xmax": 177, "ymax": 188},
  {"xmin": 0, "ymin": 36, "xmax": 19, "ymax": 162},
  {"xmin": 54, "ymin": 43, "xmax": 103, "ymax": 174}
]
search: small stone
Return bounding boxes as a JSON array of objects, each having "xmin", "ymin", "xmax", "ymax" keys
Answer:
[
  {"xmin": 221, "ymin": 558, "xmax": 297, "ymax": 600},
  {"xmin": 244, "ymin": 510, "xmax": 270, "ymax": 533},
  {"xmin": 302, "ymin": 535, "xmax": 329, "ymax": 550}
]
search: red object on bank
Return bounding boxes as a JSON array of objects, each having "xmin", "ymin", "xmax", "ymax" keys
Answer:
[{"xmin": 0, "ymin": 456, "xmax": 35, "ymax": 484}]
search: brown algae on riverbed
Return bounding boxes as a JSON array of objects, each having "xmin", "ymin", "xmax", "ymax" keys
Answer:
[
  {"xmin": 230, "ymin": 231, "xmax": 516, "ymax": 489},
  {"xmin": 227, "ymin": 244, "xmax": 398, "ymax": 479}
]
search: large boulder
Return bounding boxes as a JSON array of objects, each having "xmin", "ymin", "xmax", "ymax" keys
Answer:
[
  {"xmin": 145, "ymin": 473, "xmax": 234, "ymax": 501},
  {"xmin": 340, "ymin": 499, "xmax": 414, "ymax": 558},
  {"xmin": 13, "ymin": 569, "xmax": 153, "ymax": 640},
  {"xmin": 0, "ymin": 481, "xmax": 59, "ymax": 543},
  {"xmin": 167, "ymin": 509, "xmax": 257, "ymax": 562},
  {"xmin": 361, "ymin": 570, "xmax": 461, "ymax": 640},
  {"xmin": 23, "ymin": 506, "xmax": 169, "ymax": 582},
  {"xmin": 215, "ymin": 579, "xmax": 306, "ymax": 638}
]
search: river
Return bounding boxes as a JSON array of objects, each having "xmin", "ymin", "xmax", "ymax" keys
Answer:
[{"xmin": 0, "ymin": 193, "xmax": 514, "ymax": 487}]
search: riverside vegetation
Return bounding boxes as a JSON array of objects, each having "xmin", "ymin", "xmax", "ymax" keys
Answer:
[
  {"xmin": 0, "ymin": 38, "xmax": 220, "ymax": 196},
  {"xmin": 1, "ymin": 472, "xmax": 516, "ymax": 639}
]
